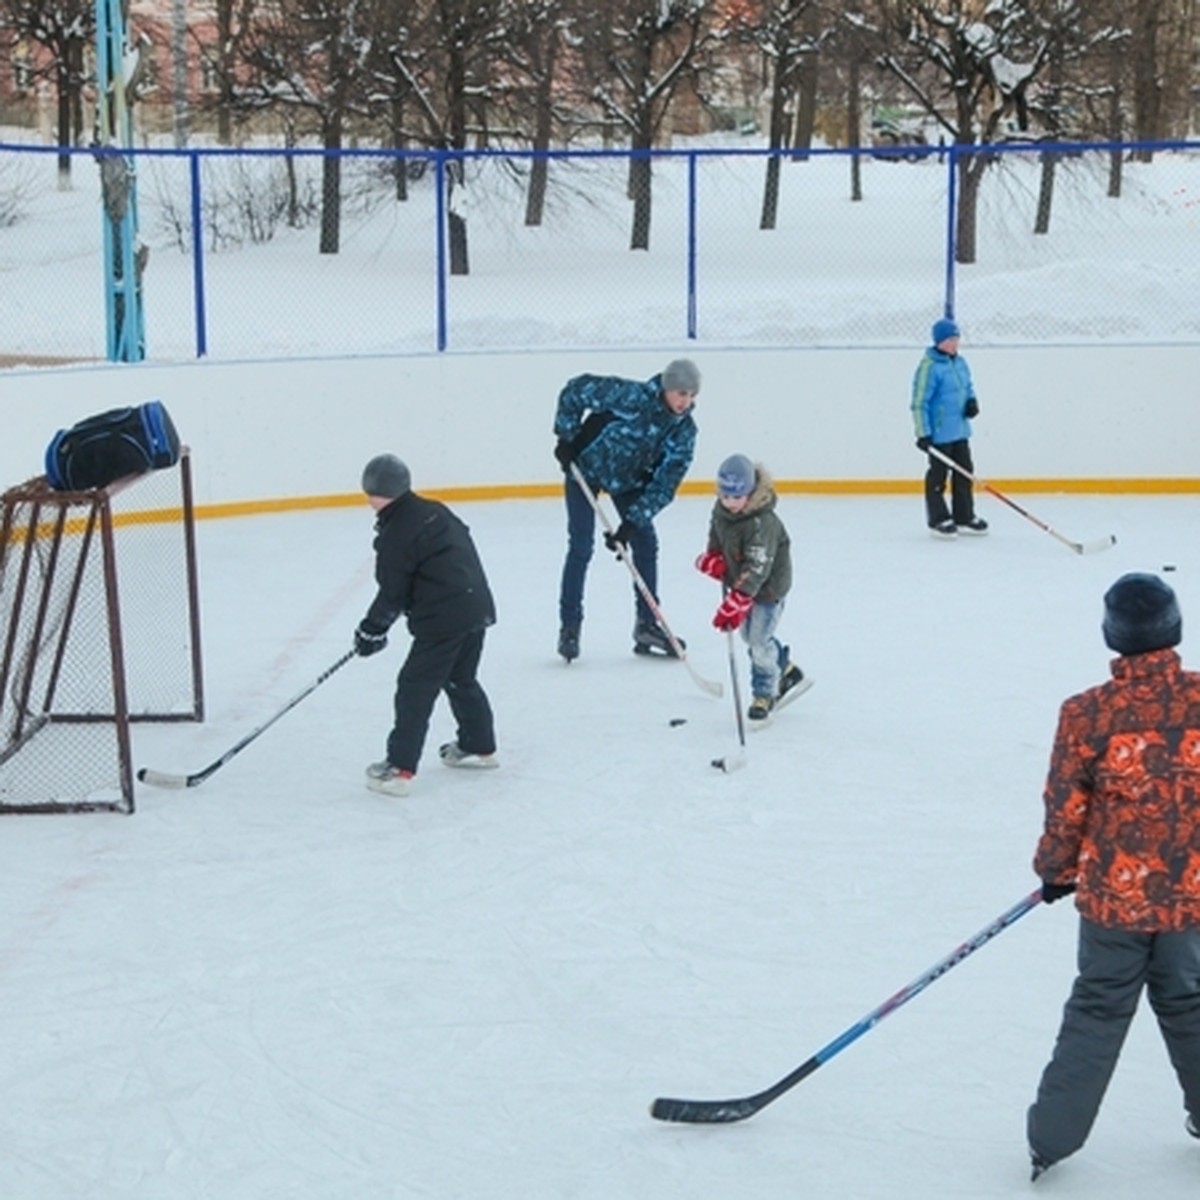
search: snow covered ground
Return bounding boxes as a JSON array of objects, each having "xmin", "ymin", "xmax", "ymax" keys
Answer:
[{"xmin": 1, "ymin": 487, "xmax": 1197, "ymax": 1198}]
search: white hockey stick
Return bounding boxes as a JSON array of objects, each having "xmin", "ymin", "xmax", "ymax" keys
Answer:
[
  {"xmin": 568, "ymin": 462, "xmax": 722, "ymax": 698},
  {"xmin": 926, "ymin": 445, "xmax": 1116, "ymax": 555},
  {"xmin": 138, "ymin": 650, "xmax": 356, "ymax": 789}
]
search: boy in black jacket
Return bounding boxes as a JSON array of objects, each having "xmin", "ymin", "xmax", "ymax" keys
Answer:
[{"xmin": 354, "ymin": 454, "xmax": 498, "ymax": 796}]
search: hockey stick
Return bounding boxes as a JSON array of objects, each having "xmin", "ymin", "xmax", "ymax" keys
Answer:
[
  {"xmin": 137, "ymin": 649, "xmax": 357, "ymax": 789},
  {"xmin": 926, "ymin": 446, "xmax": 1115, "ymax": 555},
  {"xmin": 650, "ymin": 888, "xmax": 1043, "ymax": 1124},
  {"xmin": 711, "ymin": 628, "xmax": 747, "ymax": 772},
  {"xmin": 568, "ymin": 462, "xmax": 722, "ymax": 698}
]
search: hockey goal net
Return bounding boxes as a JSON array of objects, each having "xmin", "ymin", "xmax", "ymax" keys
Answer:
[{"xmin": 0, "ymin": 452, "xmax": 203, "ymax": 814}]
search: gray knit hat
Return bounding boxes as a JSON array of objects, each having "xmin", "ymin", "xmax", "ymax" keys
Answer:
[
  {"xmin": 662, "ymin": 358, "xmax": 701, "ymax": 394},
  {"xmin": 1102, "ymin": 572, "xmax": 1182, "ymax": 655},
  {"xmin": 361, "ymin": 454, "xmax": 411, "ymax": 499}
]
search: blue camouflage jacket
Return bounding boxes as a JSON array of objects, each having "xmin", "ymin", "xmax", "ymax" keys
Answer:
[
  {"xmin": 911, "ymin": 347, "xmax": 975, "ymax": 445},
  {"xmin": 554, "ymin": 372, "xmax": 697, "ymax": 526}
]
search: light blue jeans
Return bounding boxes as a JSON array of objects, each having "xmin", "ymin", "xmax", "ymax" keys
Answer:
[{"xmin": 741, "ymin": 599, "xmax": 788, "ymax": 698}]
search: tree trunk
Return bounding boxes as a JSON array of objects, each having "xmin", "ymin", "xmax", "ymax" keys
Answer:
[
  {"xmin": 847, "ymin": 55, "xmax": 862, "ymax": 203},
  {"xmin": 319, "ymin": 118, "xmax": 341, "ymax": 255},
  {"xmin": 955, "ymin": 154, "xmax": 989, "ymax": 264},
  {"xmin": 391, "ymin": 98, "xmax": 408, "ymax": 203},
  {"xmin": 1033, "ymin": 152, "xmax": 1056, "ymax": 234},
  {"xmin": 760, "ymin": 56, "xmax": 792, "ymax": 230},
  {"xmin": 56, "ymin": 60, "xmax": 72, "ymax": 190},
  {"xmin": 1107, "ymin": 36, "xmax": 1124, "ymax": 198},
  {"xmin": 791, "ymin": 48, "xmax": 818, "ymax": 160},
  {"xmin": 525, "ymin": 38, "xmax": 558, "ymax": 228}
]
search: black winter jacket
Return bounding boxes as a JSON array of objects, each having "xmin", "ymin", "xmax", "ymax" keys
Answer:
[{"xmin": 363, "ymin": 492, "xmax": 496, "ymax": 641}]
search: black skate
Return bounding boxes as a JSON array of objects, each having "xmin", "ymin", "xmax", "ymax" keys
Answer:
[
  {"xmin": 633, "ymin": 621, "xmax": 684, "ymax": 658},
  {"xmin": 558, "ymin": 624, "xmax": 580, "ymax": 662}
]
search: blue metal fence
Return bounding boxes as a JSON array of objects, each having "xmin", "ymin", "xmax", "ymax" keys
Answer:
[{"xmin": 0, "ymin": 138, "xmax": 1197, "ymax": 362}]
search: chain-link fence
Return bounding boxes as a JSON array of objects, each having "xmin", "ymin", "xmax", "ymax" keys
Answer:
[{"xmin": 1, "ymin": 139, "xmax": 1198, "ymax": 361}]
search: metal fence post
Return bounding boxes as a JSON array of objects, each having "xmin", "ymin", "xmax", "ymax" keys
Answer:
[{"xmin": 188, "ymin": 151, "xmax": 208, "ymax": 358}]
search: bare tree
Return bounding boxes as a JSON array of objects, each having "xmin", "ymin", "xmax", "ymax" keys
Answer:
[
  {"xmin": 370, "ymin": 0, "xmax": 508, "ymax": 274},
  {"xmin": 871, "ymin": 0, "xmax": 1056, "ymax": 264},
  {"xmin": 495, "ymin": 0, "xmax": 582, "ymax": 226},
  {"xmin": 3, "ymin": 0, "xmax": 94, "ymax": 187},
  {"xmin": 575, "ymin": 0, "xmax": 713, "ymax": 251},
  {"xmin": 723, "ymin": 1, "xmax": 825, "ymax": 229},
  {"xmin": 238, "ymin": 0, "xmax": 378, "ymax": 254}
]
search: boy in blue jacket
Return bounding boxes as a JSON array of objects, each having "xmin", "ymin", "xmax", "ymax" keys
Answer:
[
  {"xmin": 553, "ymin": 359, "xmax": 699, "ymax": 661},
  {"xmin": 911, "ymin": 317, "xmax": 986, "ymax": 539}
]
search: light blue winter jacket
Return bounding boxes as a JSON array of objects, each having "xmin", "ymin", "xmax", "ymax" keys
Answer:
[
  {"xmin": 554, "ymin": 372, "xmax": 697, "ymax": 526},
  {"xmin": 911, "ymin": 347, "xmax": 975, "ymax": 444}
]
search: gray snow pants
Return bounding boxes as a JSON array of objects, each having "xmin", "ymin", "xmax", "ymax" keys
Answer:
[{"xmin": 1027, "ymin": 917, "xmax": 1200, "ymax": 1165}]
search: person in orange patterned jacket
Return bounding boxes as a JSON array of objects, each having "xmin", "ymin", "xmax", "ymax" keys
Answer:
[{"xmin": 1026, "ymin": 573, "xmax": 1200, "ymax": 1181}]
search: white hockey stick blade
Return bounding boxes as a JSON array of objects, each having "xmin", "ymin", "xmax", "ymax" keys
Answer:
[
  {"xmin": 136, "ymin": 767, "xmax": 190, "ymax": 789},
  {"xmin": 1073, "ymin": 534, "xmax": 1117, "ymax": 555},
  {"xmin": 711, "ymin": 749, "xmax": 747, "ymax": 773},
  {"xmin": 686, "ymin": 659, "xmax": 724, "ymax": 698}
]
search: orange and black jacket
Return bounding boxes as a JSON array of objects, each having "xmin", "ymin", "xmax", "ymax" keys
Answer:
[{"xmin": 1034, "ymin": 647, "xmax": 1200, "ymax": 932}]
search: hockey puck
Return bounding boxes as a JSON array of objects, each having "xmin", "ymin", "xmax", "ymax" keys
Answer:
[
  {"xmin": 669, "ymin": 718, "xmax": 687, "ymax": 727},
  {"xmin": 1163, "ymin": 564, "xmax": 1177, "ymax": 572}
]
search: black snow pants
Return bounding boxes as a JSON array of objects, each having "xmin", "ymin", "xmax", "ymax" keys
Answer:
[
  {"xmin": 385, "ymin": 627, "xmax": 495, "ymax": 774},
  {"xmin": 1027, "ymin": 917, "xmax": 1200, "ymax": 1165}
]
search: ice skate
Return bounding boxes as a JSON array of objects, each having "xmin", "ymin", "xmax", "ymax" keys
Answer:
[
  {"xmin": 439, "ymin": 742, "xmax": 499, "ymax": 770},
  {"xmin": 365, "ymin": 760, "xmax": 414, "ymax": 796}
]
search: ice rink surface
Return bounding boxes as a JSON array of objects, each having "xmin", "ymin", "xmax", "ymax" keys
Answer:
[{"xmin": 1, "ymin": 490, "xmax": 1198, "ymax": 1198}]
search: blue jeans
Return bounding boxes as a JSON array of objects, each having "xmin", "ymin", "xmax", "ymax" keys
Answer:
[
  {"xmin": 559, "ymin": 473, "xmax": 658, "ymax": 628},
  {"xmin": 741, "ymin": 599, "xmax": 788, "ymax": 698}
]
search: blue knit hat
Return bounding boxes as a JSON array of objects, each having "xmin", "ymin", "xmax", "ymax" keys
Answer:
[
  {"xmin": 716, "ymin": 454, "xmax": 756, "ymax": 498},
  {"xmin": 1102, "ymin": 573, "xmax": 1182, "ymax": 655},
  {"xmin": 932, "ymin": 317, "xmax": 961, "ymax": 344}
]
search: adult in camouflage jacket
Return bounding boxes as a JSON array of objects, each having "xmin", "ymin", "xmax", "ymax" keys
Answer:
[
  {"xmin": 552, "ymin": 359, "xmax": 699, "ymax": 661},
  {"xmin": 1027, "ymin": 573, "xmax": 1200, "ymax": 1178}
]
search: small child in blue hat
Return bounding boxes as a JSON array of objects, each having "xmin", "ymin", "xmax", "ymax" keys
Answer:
[
  {"xmin": 695, "ymin": 454, "xmax": 810, "ymax": 721},
  {"xmin": 911, "ymin": 316, "xmax": 986, "ymax": 539}
]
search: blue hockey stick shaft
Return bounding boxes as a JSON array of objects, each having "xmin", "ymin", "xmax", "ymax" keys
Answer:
[{"xmin": 650, "ymin": 888, "xmax": 1043, "ymax": 1123}]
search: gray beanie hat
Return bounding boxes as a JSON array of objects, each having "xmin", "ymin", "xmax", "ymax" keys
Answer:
[
  {"xmin": 662, "ymin": 358, "xmax": 701, "ymax": 394},
  {"xmin": 362, "ymin": 454, "xmax": 411, "ymax": 499},
  {"xmin": 1102, "ymin": 572, "xmax": 1182, "ymax": 656}
]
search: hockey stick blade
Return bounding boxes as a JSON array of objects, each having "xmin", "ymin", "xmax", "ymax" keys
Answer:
[
  {"xmin": 136, "ymin": 649, "xmax": 356, "ymax": 792},
  {"xmin": 136, "ymin": 767, "xmax": 192, "ymax": 790},
  {"xmin": 650, "ymin": 889, "xmax": 1042, "ymax": 1125},
  {"xmin": 711, "ymin": 750, "xmax": 747, "ymax": 773},
  {"xmin": 1073, "ymin": 533, "xmax": 1117, "ymax": 556}
]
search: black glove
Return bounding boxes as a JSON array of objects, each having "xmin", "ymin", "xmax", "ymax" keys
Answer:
[
  {"xmin": 555, "ymin": 411, "xmax": 615, "ymax": 473},
  {"xmin": 553, "ymin": 439, "xmax": 575, "ymax": 470},
  {"xmin": 354, "ymin": 620, "xmax": 389, "ymax": 657},
  {"xmin": 604, "ymin": 519, "xmax": 635, "ymax": 554},
  {"xmin": 916, "ymin": 436, "xmax": 932, "ymax": 452},
  {"xmin": 964, "ymin": 398, "xmax": 979, "ymax": 419},
  {"xmin": 1040, "ymin": 880, "xmax": 1077, "ymax": 904}
]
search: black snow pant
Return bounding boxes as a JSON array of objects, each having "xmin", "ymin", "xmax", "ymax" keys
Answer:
[
  {"xmin": 1027, "ymin": 918, "xmax": 1200, "ymax": 1165},
  {"xmin": 385, "ymin": 626, "xmax": 495, "ymax": 775},
  {"xmin": 923, "ymin": 438, "xmax": 976, "ymax": 527}
]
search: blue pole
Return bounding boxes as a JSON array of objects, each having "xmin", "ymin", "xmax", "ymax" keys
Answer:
[
  {"xmin": 189, "ymin": 152, "xmax": 208, "ymax": 357},
  {"xmin": 435, "ymin": 153, "xmax": 448, "ymax": 352},
  {"xmin": 686, "ymin": 151, "xmax": 698, "ymax": 340}
]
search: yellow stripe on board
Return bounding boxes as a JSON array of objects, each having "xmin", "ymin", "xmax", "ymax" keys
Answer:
[{"xmin": 10, "ymin": 477, "xmax": 1191, "ymax": 537}]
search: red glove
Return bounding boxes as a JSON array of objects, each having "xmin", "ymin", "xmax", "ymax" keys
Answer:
[
  {"xmin": 695, "ymin": 550, "xmax": 725, "ymax": 580},
  {"xmin": 713, "ymin": 589, "xmax": 754, "ymax": 631}
]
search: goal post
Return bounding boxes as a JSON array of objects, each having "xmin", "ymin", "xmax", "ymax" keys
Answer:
[{"xmin": 0, "ymin": 451, "xmax": 203, "ymax": 814}]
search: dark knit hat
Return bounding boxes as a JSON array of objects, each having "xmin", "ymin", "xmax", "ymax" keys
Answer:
[
  {"xmin": 662, "ymin": 358, "xmax": 701, "ymax": 394},
  {"xmin": 931, "ymin": 317, "xmax": 961, "ymax": 344},
  {"xmin": 1102, "ymin": 572, "xmax": 1182, "ymax": 655},
  {"xmin": 716, "ymin": 453, "xmax": 756, "ymax": 498},
  {"xmin": 361, "ymin": 454, "xmax": 411, "ymax": 499}
]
